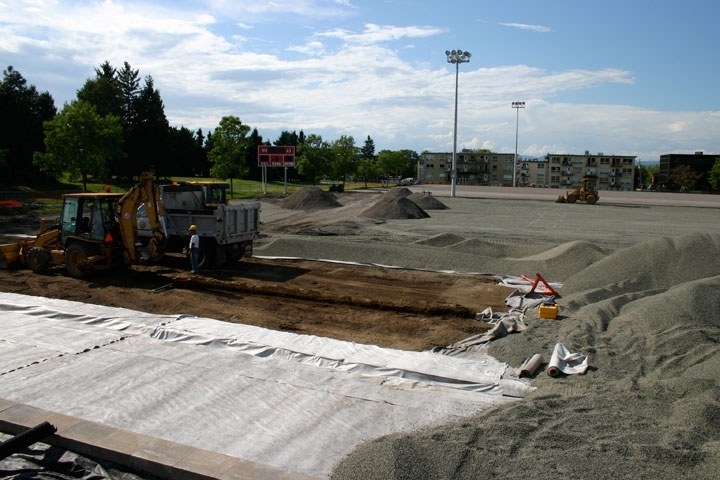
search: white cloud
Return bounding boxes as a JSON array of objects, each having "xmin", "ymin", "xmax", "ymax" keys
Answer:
[
  {"xmin": 202, "ymin": 0, "xmax": 354, "ymax": 19},
  {"xmin": 316, "ymin": 23, "xmax": 445, "ymax": 44},
  {"xmin": 287, "ymin": 41, "xmax": 326, "ymax": 56},
  {"xmin": 0, "ymin": 1, "xmax": 717, "ymax": 162},
  {"xmin": 499, "ymin": 22, "xmax": 551, "ymax": 33}
]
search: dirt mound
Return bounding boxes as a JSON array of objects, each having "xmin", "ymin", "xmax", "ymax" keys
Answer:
[
  {"xmin": 407, "ymin": 192, "xmax": 448, "ymax": 210},
  {"xmin": 361, "ymin": 196, "xmax": 430, "ymax": 220},
  {"xmin": 279, "ymin": 186, "xmax": 341, "ymax": 210}
]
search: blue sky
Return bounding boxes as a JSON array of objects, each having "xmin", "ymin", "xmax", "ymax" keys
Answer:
[{"xmin": 2, "ymin": 0, "xmax": 718, "ymax": 163}]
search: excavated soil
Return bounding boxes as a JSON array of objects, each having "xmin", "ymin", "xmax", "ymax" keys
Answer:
[{"xmin": 0, "ymin": 189, "xmax": 507, "ymax": 351}]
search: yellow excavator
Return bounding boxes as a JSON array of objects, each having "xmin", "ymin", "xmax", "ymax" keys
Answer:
[
  {"xmin": 556, "ymin": 175, "xmax": 599, "ymax": 204},
  {"xmin": 0, "ymin": 172, "xmax": 166, "ymax": 277}
]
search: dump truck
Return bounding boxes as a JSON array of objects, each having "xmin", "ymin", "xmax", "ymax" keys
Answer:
[
  {"xmin": 556, "ymin": 175, "xmax": 599, "ymax": 204},
  {"xmin": 137, "ymin": 182, "xmax": 261, "ymax": 268},
  {"xmin": 0, "ymin": 172, "xmax": 166, "ymax": 277}
]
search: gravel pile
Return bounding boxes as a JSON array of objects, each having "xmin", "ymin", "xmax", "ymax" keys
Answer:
[
  {"xmin": 279, "ymin": 186, "xmax": 341, "ymax": 210},
  {"xmin": 331, "ymin": 231, "xmax": 720, "ymax": 480},
  {"xmin": 255, "ymin": 194, "xmax": 720, "ymax": 480},
  {"xmin": 361, "ymin": 195, "xmax": 430, "ymax": 220},
  {"xmin": 408, "ymin": 191, "xmax": 448, "ymax": 210}
]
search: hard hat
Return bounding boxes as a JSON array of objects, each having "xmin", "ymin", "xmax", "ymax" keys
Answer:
[{"xmin": 189, "ymin": 225, "xmax": 197, "ymax": 231}]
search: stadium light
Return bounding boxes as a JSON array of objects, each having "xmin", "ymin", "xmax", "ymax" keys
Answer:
[
  {"xmin": 512, "ymin": 101, "xmax": 525, "ymax": 187},
  {"xmin": 446, "ymin": 49, "xmax": 471, "ymax": 197}
]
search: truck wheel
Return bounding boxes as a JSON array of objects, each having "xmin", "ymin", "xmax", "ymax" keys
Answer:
[
  {"xmin": 199, "ymin": 239, "xmax": 217, "ymax": 268},
  {"xmin": 566, "ymin": 193, "xmax": 577, "ymax": 203},
  {"xmin": 27, "ymin": 247, "xmax": 51, "ymax": 273},
  {"xmin": 64, "ymin": 242, "xmax": 95, "ymax": 277},
  {"xmin": 585, "ymin": 194, "xmax": 597, "ymax": 204}
]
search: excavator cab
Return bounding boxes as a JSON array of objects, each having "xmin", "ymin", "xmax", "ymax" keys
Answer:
[{"xmin": 59, "ymin": 194, "xmax": 121, "ymax": 243}]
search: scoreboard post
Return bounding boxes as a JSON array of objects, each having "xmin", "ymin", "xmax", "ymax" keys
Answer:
[{"xmin": 258, "ymin": 145, "xmax": 296, "ymax": 194}]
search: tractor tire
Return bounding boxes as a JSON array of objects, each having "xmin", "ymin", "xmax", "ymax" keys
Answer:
[
  {"xmin": 64, "ymin": 242, "xmax": 96, "ymax": 278},
  {"xmin": 566, "ymin": 193, "xmax": 578, "ymax": 204},
  {"xmin": 585, "ymin": 194, "xmax": 597, "ymax": 204},
  {"xmin": 27, "ymin": 247, "xmax": 51, "ymax": 273}
]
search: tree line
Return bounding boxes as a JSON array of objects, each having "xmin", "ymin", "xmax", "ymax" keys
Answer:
[{"xmin": 0, "ymin": 63, "xmax": 420, "ymax": 190}]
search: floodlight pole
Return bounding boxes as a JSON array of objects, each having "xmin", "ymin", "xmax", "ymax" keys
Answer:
[
  {"xmin": 446, "ymin": 49, "xmax": 471, "ymax": 197},
  {"xmin": 512, "ymin": 101, "xmax": 525, "ymax": 187}
]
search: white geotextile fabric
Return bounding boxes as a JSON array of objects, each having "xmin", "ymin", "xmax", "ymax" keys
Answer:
[
  {"xmin": 548, "ymin": 342, "xmax": 589, "ymax": 376},
  {"xmin": 0, "ymin": 292, "xmax": 531, "ymax": 478}
]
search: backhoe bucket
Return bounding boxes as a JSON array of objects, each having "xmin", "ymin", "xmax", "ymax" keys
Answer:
[{"xmin": 0, "ymin": 242, "xmax": 26, "ymax": 269}]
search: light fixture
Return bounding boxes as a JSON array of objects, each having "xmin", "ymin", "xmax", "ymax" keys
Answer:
[{"xmin": 446, "ymin": 49, "xmax": 471, "ymax": 197}]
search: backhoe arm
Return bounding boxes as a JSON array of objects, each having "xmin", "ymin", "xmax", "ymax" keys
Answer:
[{"xmin": 117, "ymin": 172, "xmax": 166, "ymax": 262}]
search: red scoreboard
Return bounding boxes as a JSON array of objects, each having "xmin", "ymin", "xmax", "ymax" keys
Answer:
[{"xmin": 258, "ymin": 145, "xmax": 295, "ymax": 167}]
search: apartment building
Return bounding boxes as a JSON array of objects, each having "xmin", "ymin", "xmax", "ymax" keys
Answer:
[
  {"xmin": 658, "ymin": 151, "xmax": 716, "ymax": 191},
  {"xmin": 418, "ymin": 150, "xmax": 515, "ymax": 186},
  {"xmin": 542, "ymin": 152, "xmax": 636, "ymax": 191},
  {"xmin": 418, "ymin": 150, "xmax": 636, "ymax": 190}
]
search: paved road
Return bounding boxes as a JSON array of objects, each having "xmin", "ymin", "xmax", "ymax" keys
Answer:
[{"xmin": 410, "ymin": 185, "xmax": 720, "ymax": 208}]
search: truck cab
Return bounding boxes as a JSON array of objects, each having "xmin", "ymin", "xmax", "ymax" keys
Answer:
[
  {"xmin": 137, "ymin": 182, "xmax": 260, "ymax": 268},
  {"xmin": 184, "ymin": 181, "xmax": 231, "ymax": 207}
]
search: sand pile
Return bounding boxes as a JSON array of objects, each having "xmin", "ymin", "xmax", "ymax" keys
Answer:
[
  {"xmin": 331, "ymin": 232, "xmax": 720, "ymax": 479},
  {"xmin": 279, "ymin": 186, "xmax": 341, "ymax": 210}
]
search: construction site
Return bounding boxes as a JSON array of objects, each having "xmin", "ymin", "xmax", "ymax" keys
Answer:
[{"xmin": 1, "ymin": 185, "xmax": 719, "ymax": 479}]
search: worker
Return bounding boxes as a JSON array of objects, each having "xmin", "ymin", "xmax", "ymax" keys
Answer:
[{"xmin": 188, "ymin": 225, "xmax": 200, "ymax": 274}]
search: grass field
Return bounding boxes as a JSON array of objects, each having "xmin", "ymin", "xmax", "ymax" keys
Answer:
[{"xmin": 0, "ymin": 174, "xmax": 383, "ymax": 205}]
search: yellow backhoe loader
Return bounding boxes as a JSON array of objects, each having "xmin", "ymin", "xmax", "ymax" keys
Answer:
[
  {"xmin": 556, "ymin": 175, "xmax": 599, "ymax": 204},
  {"xmin": 0, "ymin": 172, "xmax": 166, "ymax": 277}
]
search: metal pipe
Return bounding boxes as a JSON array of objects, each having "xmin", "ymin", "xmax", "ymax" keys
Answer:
[
  {"xmin": 0, "ymin": 422, "xmax": 57, "ymax": 461},
  {"xmin": 512, "ymin": 101, "xmax": 525, "ymax": 187}
]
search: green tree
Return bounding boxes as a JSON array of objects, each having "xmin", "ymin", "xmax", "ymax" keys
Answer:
[
  {"xmin": 77, "ymin": 61, "xmax": 124, "ymax": 118},
  {"xmin": 377, "ymin": 150, "xmax": 405, "ymax": 179},
  {"xmin": 357, "ymin": 158, "xmax": 380, "ymax": 187},
  {"xmin": 0, "ymin": 66, "xmax": 56, "ymax": 183},
  {"xmin": 708, "ymin": 158, "xmax": 720, "ymax": 191},
  {"xmin": 669, "ymin": 164, "xmax": 703, "ymax": 192},
  {"xmin": 276, "ymin": 130, "xmax": 299, "ymax": 147},
  {"xmin": 247, "ymin": 128, "xmax": 265, "ymax": 181},
  {"xmin": 399, "ymin": 150, "xmax": 420, "ymax": 177},
  {"xmin": 331, "ymin": 135, "xmax": 359, "ymax": 187},
  {"xmin": 377, "ymin": 149, "xmax": 420, "ymax": 181},
  {"xmin": 168, "ymin": 126, "xmax": 206, "ymax": 177},
  {"xmin": 117, "ymin": 61, "xmax": 140, "ymax": 124},
  {"xmin": 360, "ymin": 135, "xmax": 376, "ymax": 160},
  {"xmin": 123, "ymin": 75, "xmax": 170, "ymax": 177},
  {"xmin": 296, "ymin": 134, "xmax": 331, "ymax": 185},
  {"xmin": 34, "ymin": 100, "xmax": 123, "ymax": 191},
  {"xmin": 207, "ymin": 116, "xmax": 251, "ymax": 192}
]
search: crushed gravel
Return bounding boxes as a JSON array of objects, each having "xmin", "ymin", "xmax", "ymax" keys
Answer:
[{"xmin": 255, "ymin": 191, "xmax": 720, "ymax": 480}]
